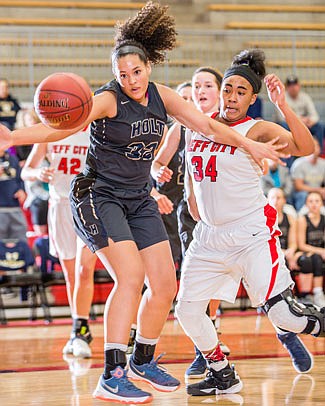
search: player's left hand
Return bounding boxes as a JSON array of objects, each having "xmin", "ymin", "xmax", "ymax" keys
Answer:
[
  {"xmin": 264, "ymin": 74, "xmax": 286, "ymax": 109},
  {"xmin": 246, "ymin": 136, "xmax": 290, "ymax": 170},
  {"xmin": 153, "ymin": 193, "xmax": 174, "ymax": 215},
  {"xmin": 14, "ymin": 189, "xmax": 27, "ymax": 205}
]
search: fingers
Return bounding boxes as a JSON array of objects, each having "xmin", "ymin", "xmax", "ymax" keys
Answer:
[
  {"xmin": 157, "ymin": 166, "xmax": 173, "ymax": 183},
  {"xmin": 264, "ymin": 74, "xmax": 284, "ymax": 93},
  {"xmin": 157, "ymin": 196, "xmax": 173, "ymax": 215}
]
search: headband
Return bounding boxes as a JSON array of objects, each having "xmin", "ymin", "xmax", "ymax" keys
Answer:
[
  {"xmin": 223, "ymin": 64, "xmax": 261, "ymax": 94},
  {"xmin": 112, "ymin": 45, "xmax": 147, "ymax": 62}
]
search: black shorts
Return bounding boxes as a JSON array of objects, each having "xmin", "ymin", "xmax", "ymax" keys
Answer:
[
  {"xmin": 70, "ymin": 173, "xmax": 168, "ymax": 253},
  {"xmin": 30, "ymin": 198, "xmax": 48, "ymax": 226}
]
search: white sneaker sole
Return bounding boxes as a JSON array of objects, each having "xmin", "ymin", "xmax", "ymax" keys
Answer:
[
  {"xmin": 93, "ymin": 380, "xmax": 152, "ymax": 404},
  {"xmin": 216, "ymin": 380, "xmax": 243, "ymax": 395}
]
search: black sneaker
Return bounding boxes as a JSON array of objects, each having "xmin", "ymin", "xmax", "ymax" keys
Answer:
[{"xmin": 187, "ymin": 363, "xmax": 243, "ymax": 396}]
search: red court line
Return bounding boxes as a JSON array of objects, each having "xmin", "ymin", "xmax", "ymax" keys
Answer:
[
  {"xmin": 2, "ymin": 352, "xmax": 324, "ymax": 374},
  {"xmin": 0, "ymin": 310, "xmax": 260, "ymax": 328}
]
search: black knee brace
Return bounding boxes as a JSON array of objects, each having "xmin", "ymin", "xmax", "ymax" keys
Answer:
[
  {"xmin": 311, "ymin": 254, "xmax": 324, "ymax": 277},
  {"xmin": 297, "ymin": 254, "xmax": 313, "ymax": 274},
  {"xmin": 262, "ymin": 288, "xmax": 325, "ymax": 337}
]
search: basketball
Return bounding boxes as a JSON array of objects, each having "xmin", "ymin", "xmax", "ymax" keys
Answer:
[{"xmin": 34, "ymin": 72, "xmax": 93, "ymax": 130}]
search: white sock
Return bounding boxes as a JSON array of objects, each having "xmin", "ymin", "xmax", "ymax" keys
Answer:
[
  {"xmin": 313, "ymin": 287, "xmax": 323, "ymax": 295},
  {"xmin": 104, "ymin": 343, "xmax": 128, "ymax": 352},
  {"xmin": 135, "ymin": 333, "xmax": 159, "ymax": 345},
  {"xmin": 209, "ymin": 358, "xmax": 228, "ymax": 372}
]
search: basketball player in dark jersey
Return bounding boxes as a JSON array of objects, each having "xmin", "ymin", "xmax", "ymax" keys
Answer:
[
  {"xmin": 0, "ymin": 3, "xmax": 290, "ymax": 403},
  {"xmin": 297, "ymin": 191, "xmax": 325, "ymax": 308}
]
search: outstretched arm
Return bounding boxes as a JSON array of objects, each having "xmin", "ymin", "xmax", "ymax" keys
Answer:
[
  {"xmin": 157, "ymin": 83, "xmax": 288, "ymax": 170},
  {"xmin": 0, "ymin": 91, "xmax": 115, "ymax": 151},
  {"xmin": 251, "ymin": 74, "xmax": 314, "ymax": 157}
]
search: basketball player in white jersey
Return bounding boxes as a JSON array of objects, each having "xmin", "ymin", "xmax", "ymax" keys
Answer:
[
  {"xmin": 21, "ymin": 125, "xmax": 97, "ymax": 358},
  {"xmin": 154, "ymin": 61, "xmax": 315, "ymax": 380},
  {"xmin": 163, "ymin": 49, "xmax": 322, "ymax": 396}
]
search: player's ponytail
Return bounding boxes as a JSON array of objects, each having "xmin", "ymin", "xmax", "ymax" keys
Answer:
[
  {"xmin": 223, "ymin": 49, "xmax": 266, "ymax": 94},
  {"xmin": 112, "ymin": 1, "xmax": 177, "ymax": 65}
]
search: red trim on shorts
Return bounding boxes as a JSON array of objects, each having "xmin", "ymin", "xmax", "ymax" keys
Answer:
[
  {"xmin": 264, "ymin": 204, "xmax": 281, "ymax": 301},
  {"xmin": 228, "ymin": 116, "xmax": 252, "ymax": 127}
]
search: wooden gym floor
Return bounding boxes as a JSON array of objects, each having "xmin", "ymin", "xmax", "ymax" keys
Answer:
[{"xmin": 0, "ymin": 311, "xmax": 324, "ymax": 405}]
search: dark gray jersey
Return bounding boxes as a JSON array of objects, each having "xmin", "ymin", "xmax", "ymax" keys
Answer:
[{"xmin": 85, "ymin": 79, "xmax": 167, "ymax": 188}]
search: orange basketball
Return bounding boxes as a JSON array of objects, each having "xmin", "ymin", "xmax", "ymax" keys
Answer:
[{"xmin": 34, "ymin": 72, "xmax": 93, "ymax": 130}]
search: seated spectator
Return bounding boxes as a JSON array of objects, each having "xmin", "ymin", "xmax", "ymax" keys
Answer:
[
  {"xmin": 0, "ymin": 149, "xmax": 27, "ymax": 242},
  {"xmin": 247, "ymin": 95, "xmax": 263, "ymax": 119},
  {"xmin": 275, "ymin": 75, "xmax": 324, "ymax": 154},
  {"xmin": 290, "ymin": 138, "xmax": 325, "ymax": 211},
  {"xmin": 261, "ymin": 159, "xmax": 293, "ymax": 205},
  {"xmin": 0, "ymin": 78, "xmax": 21, "ymax": 131},
  {"xmin": 296, "ymin": 191, "xmax": 325, "ymax": 308}
]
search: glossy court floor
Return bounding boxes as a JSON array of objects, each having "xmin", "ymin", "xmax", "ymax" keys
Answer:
[{"xmin": 1, "ymin": 311, "xmax": 324, "ymax": 405}]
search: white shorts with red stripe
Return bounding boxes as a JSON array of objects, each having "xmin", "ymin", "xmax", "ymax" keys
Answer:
[{"xmin": 178, "ymin": 204, "xmax": 294, "ymax": 307}]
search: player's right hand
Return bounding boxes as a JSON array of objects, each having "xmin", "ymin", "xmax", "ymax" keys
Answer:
[
  {"xmin": 156, "ymin": 165, "xmax": 173, "ymax": 183},
  {"xmin": 0, "ymin": 124, "xmax": 13, "ymax": 152},
  {"xmin": 38, "ymin": 167, "xmax": 55, "ymax": 183}
]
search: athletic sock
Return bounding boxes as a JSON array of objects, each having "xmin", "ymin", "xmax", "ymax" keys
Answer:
[{"xmin": 205, "ymin": 343, "xmax": 226, "ymax": 363}]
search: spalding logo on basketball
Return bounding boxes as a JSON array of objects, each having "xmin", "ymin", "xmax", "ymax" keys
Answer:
[{"xmin": 34, "ymin": 72, "xmax": 93, "ymax": 130}]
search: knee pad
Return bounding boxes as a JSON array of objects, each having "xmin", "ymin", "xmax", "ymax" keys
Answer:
[
  {"xmin": 311, "ymin": 254, "xmax": 324, "ymax": 277},
  {"xmin": 263, "ymin": 288, "xmax": 325, "ymax": 337},
  {"xmin": 297, "ymin": 254, "xmax": 313, "ymax": 274},
  {"xmin": 175, "ymin": 300, "xmax": 217, "ymax": 351}
]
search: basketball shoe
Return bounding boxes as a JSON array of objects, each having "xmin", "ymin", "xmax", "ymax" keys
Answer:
[
  {"xmin": 277, "ymin": 332, "xmax": 313, "ymax": 373},
  {"xmin": 128, "ymin": 354, "xmax": 180, "ymax": 392},
  {"xmin": 62, "ymin": 338, "xmax": 73, "ymax": 355},
  {"xmin": 185, "ymin": 346, "xmax": 207, "ymax": 379},
  {"xmin": 72, "ymin": 333, "xmax": 92, "ymax": 358},
  {"xmin": 93, "ymin": 366, "xmax": 152, "ymax": 404},
  {"xmin": 187, "ymin": 361, "xmax": 243, "ymax": 396}
]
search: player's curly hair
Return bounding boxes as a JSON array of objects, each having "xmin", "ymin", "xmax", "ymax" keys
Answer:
[
  {"xmin": 232, "ymin": 49, "xmax": 266, "ymax": 80},
  {"xmin": 113, "ymin": 1, "xmax": 177, "ymax": 65}
]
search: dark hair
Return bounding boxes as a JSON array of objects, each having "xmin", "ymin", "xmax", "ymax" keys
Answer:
[
  {"xmin": 193, "ymin": 66, "xmax": 223, "ymax": 89},
  {"xmin": 113, "ymin": 1, "xmax": 177, "ymax": 65},
  {"xmin": 223, "ymin": 49, "xmax": 266, "ymax": 93}
]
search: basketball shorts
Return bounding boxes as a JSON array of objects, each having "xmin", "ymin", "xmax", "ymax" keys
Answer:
[
  {"xmin": 178, "ymin": 204, "xmax": 294, "ymax": 307},
  {"xmin": 30, "ymin": 197, "xmax": 48, "ymax": 226},
  {"xmin": 48, "ymin": 198, "xmax": 77, "ymax": 260},
  {"xmin": 70, "ymin": 173, "xmax": 169, "ymax": 253}
]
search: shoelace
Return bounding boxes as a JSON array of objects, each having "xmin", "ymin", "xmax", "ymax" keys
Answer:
[
  {"xmin": 118, "ymin": 372, "xmax": 145, "ymax": 391},
  {"xmin": 148, "ymin": 353, "xmax": 170, "ymax": 375}
]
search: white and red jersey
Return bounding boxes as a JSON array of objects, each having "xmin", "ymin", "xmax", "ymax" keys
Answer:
[
  {"xmin": 47, "ymin": 126, "xmax": 90, "ymax": 201},
  {"xmin": 186, "ymin": 117, "xmax": 267, "ymax": 225}
]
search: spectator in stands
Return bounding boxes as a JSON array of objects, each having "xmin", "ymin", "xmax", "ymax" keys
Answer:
[
  {"xmin": 276, "ymin": 75, "xmax": 324, "ymax": 153},
  {"xmin": 260, "ymin": 158, "xmax": 293, "ymax": 205},
  {"xmin": 247, "ymin": 95, "xmax": 263, "ymax": 119},
  {"xmin": 15, "ymin": 109, "xmax": 37, "ymax": 166},
  {"xmin": 0, "ymin": 79, "xmax": 21, "ymax": 131},
  {"xmin": 20, "ymin": 109, "xmax": 49, "ymax": 236},
  {"xmin": 0, "ymin": 149, "xmax": 27, "ymax": 242},
  {"xmin": 290, "ymin": 138, "xmax": 325, "ymax": 211},
  {"xmin": 296, "ymin": 191, "xmax": 325, "ymax": 308}
]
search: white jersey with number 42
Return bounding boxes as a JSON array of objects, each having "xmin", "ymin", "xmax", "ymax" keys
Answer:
[
  {"xmin": 186, "ymin": 117, "xmax": 267, "ymax": 225},
  {"xmin": 47, "ymin": 126, "xmax": 90, "ymax": 201}
]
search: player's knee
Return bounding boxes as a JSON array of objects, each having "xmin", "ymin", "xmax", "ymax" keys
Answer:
[
  {"xmin": 311, "ymin": 254, "xmax": 323, "ymax": 277},
  {"xmin": 297, "ymin": 254, "xmax": 313, "ymax": 274},
  {"xmin": 175, "ymin": 300, "xmax": 204, "ymax": 337}
]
